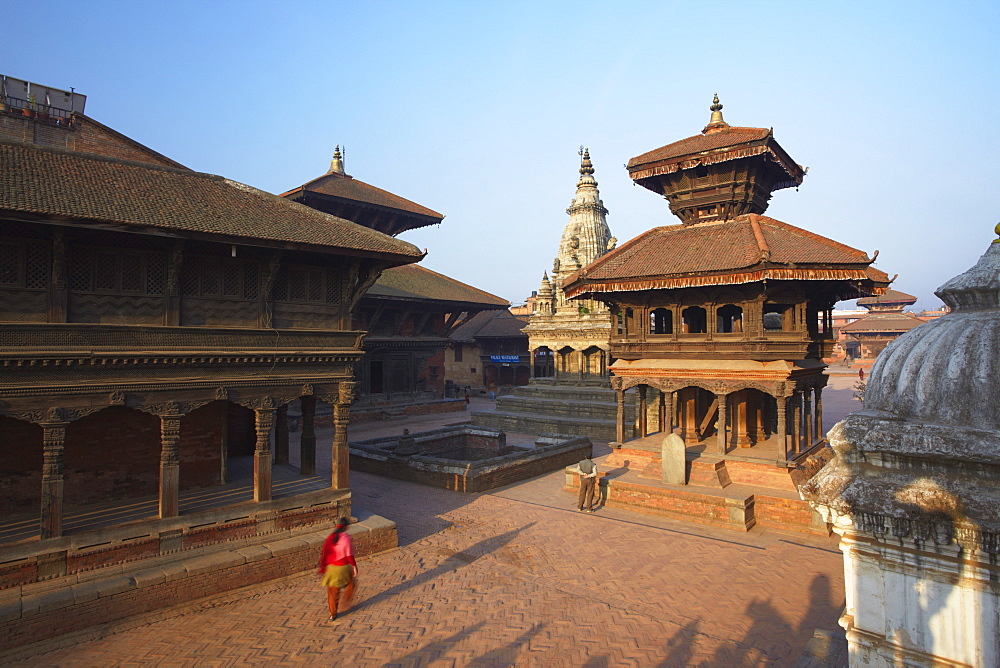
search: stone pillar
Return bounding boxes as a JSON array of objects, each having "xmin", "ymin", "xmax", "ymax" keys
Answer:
[
  {"xmin": 716, "ymin": 393, "xmax": 728, "ymax": 455},
  {"xmin": 158, "ymin": 409, "xmax": 182, "ymax": 518},
  {"xmin": 274, "ymin": 404, "xmax": 289, "ymax": 466},
  {"xmin": 776, "ymin": 396, "xmax": 788, "ymax": 463},
  {"xmin": 638, "ymin": 385, "xmax": 648, "ymax": 438},
  {"xmin": 253, "ymin": 406, "xmax": 274, "ymax": 502},
  {"xmin": 299, "ymin": 396, "xmax": 316, "ymax": 476},
  {"xmin": 804, "ymin": 387, "xmax": 814, "ymax": 448},
  {"xmin": 40, "ymin": 419, "xmax": 67, "ymax": 539},
  {"xmin": 615, "ymin": 388, "xmax": 626, "ymax": 445},
  {"xmin": 814, "ymin": 387, "xmax": 824, "ymax": 442},
  {"xmin": 331, "ymin": 382, "xmax": 354, "ymax": 489}
]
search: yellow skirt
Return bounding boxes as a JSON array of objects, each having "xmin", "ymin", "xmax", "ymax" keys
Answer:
[{"xmin": 321, "ymin": 564, "xmax": 353, "ymax": 589}]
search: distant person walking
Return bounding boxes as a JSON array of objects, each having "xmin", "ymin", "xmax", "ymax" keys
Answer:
[
  {"xmin": 575, "ymin": 456, "xmax": 599, "ymax": 512},
  {"xmin": 859, "ymin": 368, "xmax": 865, "ymax": 381},
  {"xmin": 318, "ymin": 518, "xmax": 358, "ymax": 621}
]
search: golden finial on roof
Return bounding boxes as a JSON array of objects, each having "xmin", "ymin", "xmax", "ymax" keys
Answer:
[
  {"xmin": 703, "ymin": 93, "xmax": 729, "ymax": 134},
  {"xmin": 579, "ymin": 146, "xmax": 594, "ymax": 175},
  {"xmin": 328, "ymin": 145, "xmax": 345, "ymax": 175},
  {"xmin": 993, "ymin": 221, "xmax": 1000, "ymax": 243}
]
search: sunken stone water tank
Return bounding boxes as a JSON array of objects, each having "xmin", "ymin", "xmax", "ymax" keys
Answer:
[{"xmin": 801, "ymin": 226, "xmax": 1000, "ymax": 667}]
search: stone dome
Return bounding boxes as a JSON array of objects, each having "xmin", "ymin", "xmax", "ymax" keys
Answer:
[{"xmin": 864, "ymin": 240, "xmax": 1000, "ymax": 434}]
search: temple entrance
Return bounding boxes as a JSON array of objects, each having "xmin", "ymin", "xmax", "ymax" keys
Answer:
[
  {"xmin": 533, "ymin": 347, "xmax": 554, "ymax": 377},
  {"xmin": 676, "ymin": 386, "xmax": 717, "ymax": 444}
]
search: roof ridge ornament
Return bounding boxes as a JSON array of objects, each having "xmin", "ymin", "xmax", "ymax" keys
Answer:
[
  {"xmin": 328, "ymin": 145, "xmax": 345, "ymax": 175},
  {"xmin": 703, "ymin": 93, "xmax": 730, "ymax": 135}
]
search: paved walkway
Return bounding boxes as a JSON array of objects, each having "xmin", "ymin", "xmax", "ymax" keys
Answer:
[{"xmin": 10, "ymin": 382, "xmax": 862, "ymax": 667}]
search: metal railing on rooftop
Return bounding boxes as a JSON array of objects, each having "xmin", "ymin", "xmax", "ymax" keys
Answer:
[{"xmin": 1, "ymin": 95, "xmax": 73, "ymax": 124}]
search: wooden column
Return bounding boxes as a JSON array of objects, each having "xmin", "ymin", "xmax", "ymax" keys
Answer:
[
  {"xmin": 777, "ymin": 396, "xmax": 788, "ymax": 463},
  {"xmin": 164, "ymin": 240, "xmax": 183, "ymax": 327},
  {"xmin": 804, "ymin": 387, "xmax": 814, "ymax": 448},
  {"xmin": 48, "ymin": 229, "xmax": 67, "ymax": 323},
  {"xmin": 253, "ymin": 406, "xmax": 274, "ymax": 502},
  {"xmin": 734, "ymin": 390, "xmax": 752, "ymax": 447},
  {"xmin": 40, "ymin": 420, "xmax": 67, "ymax": 539},
  {"xmin": 159, "ymin": 410, "xmax": 182, "ymax": 518},
  {"xmin": 331, "ymin": 382, "xmax": 355, "ymax": 489},
  {"xmin": 274, "ymin": 404, "xmax": 289, "ymax": 466},
  {"xmin": 815, "ymin": 388, "xmax": 824, "ymax": 443},
  {"xmin": 682, "ymin": 388, "xmax": 699, "ymax": 445},
  {"xmin": 299, "ymin": 396, "xmax": 316, "ymax": 475},
  {"xmin": 638, "ymin": 385, "xmax": 648, "ymax": 438},
  {"xmin": 615, "ymin": 388, "xmax": 626, "ymax": 445},
  {"xmin": 791, "ymin": 391, "xmax": 802, "ymax": 455},
  {"xmin": 716, "ymin": 393, "xmax": 728, "ymax": 455}
]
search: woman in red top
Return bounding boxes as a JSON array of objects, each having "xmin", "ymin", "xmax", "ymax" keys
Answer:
[{"xmin": 318, "ymin": 517, "xmax": 358, "ymax": 621}]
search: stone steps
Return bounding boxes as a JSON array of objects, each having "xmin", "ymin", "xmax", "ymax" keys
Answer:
[{"xmin": 473, "ymin": 410, "xmax": 620, "ymax": 441}]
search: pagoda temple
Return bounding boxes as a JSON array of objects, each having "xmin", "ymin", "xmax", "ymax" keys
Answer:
[
  {"xmin": 562, "ymin": 98, "xmax": 890, "ymax": 529},
  {"xmin": 839, "ymin": 288, "xmax": 925, "ymax": 363}
]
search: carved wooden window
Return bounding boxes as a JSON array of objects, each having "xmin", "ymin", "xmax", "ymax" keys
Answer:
[
  {"xmin": 181, "ymin": 256, "xmax": 258, "ymax": 300},
  {"xmin": 67, "ymin": 246, "xmax": 162, "ymax": 294},
  {"xmin": 650, "ymin": 308, "xmax": 673, "ymax": 335},
  {"xmin": 682, "ymin": 306, "xmax": 707, "ymax": 333},
  {"xmin": 716, "ymin": 304, "xmax": 743, "ymax": 333},
  {"xmin": 0, "ymin": 238, "xmax": 49, "ymax": 289},
  {"xmin": 272, "ymin": 265, "xmax": 339, "ymax": 304}
]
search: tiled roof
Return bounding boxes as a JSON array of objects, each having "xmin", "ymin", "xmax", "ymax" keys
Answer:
[
  {"xmin": 365, "ymin": 264, "xmax": 509, "ymax": 308},
  {"xmin": 628, "ymin": 127, "xmax": 771, "ymax": 167},
  {"xmin": 283, "ymin": 172, "xmax": 443, "ymax": 221},
  {"xmin": 451, "ymin": 310, "xmax": 528, "ymax": 341},
  {"xmin": 857, "ymin": 288, "xmax": 917, "ymax": 306},
  {"xmin": 0, "ymin": 139, "xmax": 423, "ymax": 260},
  {"xmin": 563, "ymin": 213, "xmax": 887, "ymax": 298},
  {"xmin": 840, "ymin": 312, "xmax": 926, "ymax": 333}
]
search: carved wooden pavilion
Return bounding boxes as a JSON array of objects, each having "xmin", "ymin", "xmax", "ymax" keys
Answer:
[{"xmin": 564, "ymin": 97, "xmax": 890, "ymax": 463}]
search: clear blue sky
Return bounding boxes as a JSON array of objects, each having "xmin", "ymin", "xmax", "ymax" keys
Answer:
[{"xmin": 6, "ymin": 1, "xmax": 999, "ymax": 310}]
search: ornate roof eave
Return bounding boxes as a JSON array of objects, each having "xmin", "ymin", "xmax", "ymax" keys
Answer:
[
  {"xmin": 629, "ymin": 140, "xmax": 805, "ymax": 194},
  {"xmin": 563, "ymin": 265, "xmax": 884, "ymax": 300},
  {"xmin": 285, "ymin": 189, "xmax": 443, "ymax": 233}
]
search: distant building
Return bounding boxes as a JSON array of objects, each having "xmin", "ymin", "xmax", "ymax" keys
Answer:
[
  {"xmin": 446, "ymin": 309, "xmax": 530, "ymax": 392},
  {"xmin": 840, "ymin": 288, "xmax": 926, "ymax": 363}
]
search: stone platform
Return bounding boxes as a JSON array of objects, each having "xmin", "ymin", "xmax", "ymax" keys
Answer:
[
  {"xmin": 565, "ymin": 436, "xmax": 833, "ymax": 535},
  {"xmin": 472, "ymin": 378, "xmax": 639, "ymax": 441}
]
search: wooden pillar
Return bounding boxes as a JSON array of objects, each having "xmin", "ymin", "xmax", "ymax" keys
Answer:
[
  {"xmin": 804, "ymin": 387, "xmax": 814, "ymax": 448},
  {"xmin": 274, "ymin": 404, "xmax": 289, "ymax": 466},
  {"xmin": 735, "ymin": 390, "xmax": 752, "ymax": 447},
  {"xmin": 615, "ymin": 388, "xmax": 626, "ymax": 445},
  {"xmin": 777, "ymin": 396, "xmax": 788, "ymax": 463},
  {"xmin": 815, "ymin": 387, "xmax": 824, "ymax": 443},
  {"xmin": 158, "ymin": 410, "xmax": 182, "ymax": 518},
  {"xmin": 331, "ymin": 382, "xmax": 354, "ymax": 489},
  {"xmin": 299, "ymin": 396, "xmax": 316, "ymax": 475},
  {"xmin": 716, "ymin": 392, "xmax": 728, "ymax": 455},
  {"xmin": 40, "ymin": 420, "xmax": 67, "ymax": 539},
  {"xmin": 253, "ymin": 406, "xmax": 274, "ymax": 502},
  {"xmin": 638, "ymin": 385, "xmax": 648, "ymax": 438},
  {"xmin": 682, "ymin": 388, "xmax": 699, "ymax": 445},
  {"xmin": 164, "ymin": 240, "xmax": 183, "ymax": 327},
  {"xmin": 48, "ymin": 228, "xmax": 68, "ymax": 323},
  {"xmin": 791, "ymin": 391, "xmax": 802, "ymax": 455}
]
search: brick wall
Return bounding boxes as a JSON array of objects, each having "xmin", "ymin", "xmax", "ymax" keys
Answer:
[
  {"xmin": 179, "ymin": 401, "xmax": 225, "ymax": 489},
  {"xmin": 0, "ymin": 417, "xmax": 42, "ymax": 513},
  {"xmin": 64, "ymin": 407, "xmax": 160, "ymax": 505}
]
